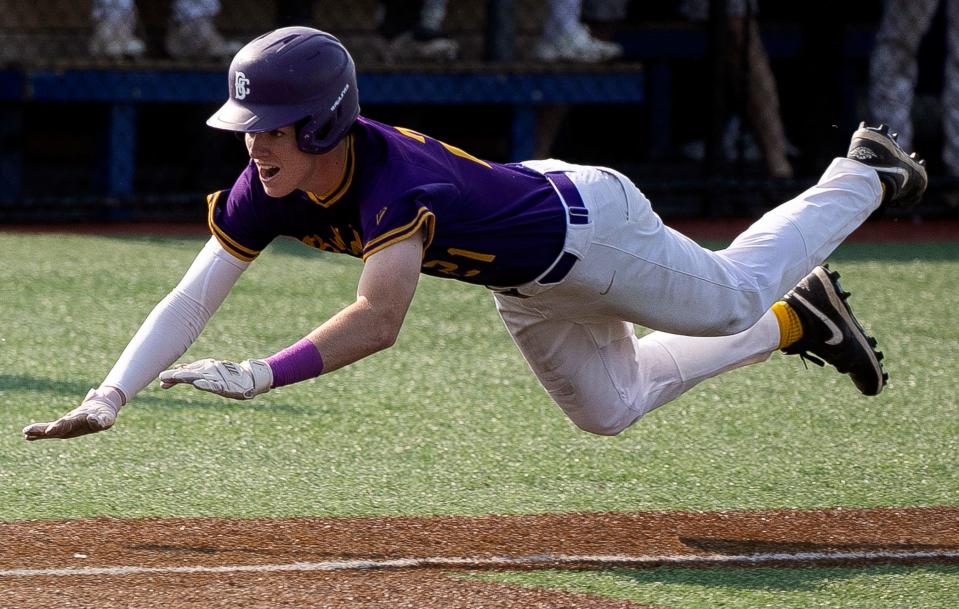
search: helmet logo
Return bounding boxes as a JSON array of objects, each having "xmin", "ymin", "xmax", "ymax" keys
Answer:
[
  {"xmin": 234, "ymin": 72, "xmax": 251, "ymax": 100},
  {"xmin": 330, "ymin": 83, "xmax": 349, "ymax": 112}
]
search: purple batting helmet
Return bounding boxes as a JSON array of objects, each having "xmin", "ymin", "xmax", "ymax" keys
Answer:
[{"xmin": 207, "ymin": 26, "xmax": 360, "ymax": 154}]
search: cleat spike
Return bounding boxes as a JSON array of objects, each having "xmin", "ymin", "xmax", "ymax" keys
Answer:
[
  {"xmin": 891, "ymin": 132, "xmax": 899, "ymax": 140},
  {"xmin": 858, "ymin": 120, "xmax": 866, "ymax": 129},
  {"xmin": 876, "ymin": 351, "xmax": 884, "ymax": 362}
]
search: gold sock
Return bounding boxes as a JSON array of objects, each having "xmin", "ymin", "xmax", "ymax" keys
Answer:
[{"xmin": 772, "ymin": 301, "xmax": 803, "ymax": 349}]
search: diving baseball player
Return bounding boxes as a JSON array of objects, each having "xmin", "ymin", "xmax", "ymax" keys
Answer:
[{"xmin": 24, "ymin": 27, "xmax": 927, "ymax": 441}]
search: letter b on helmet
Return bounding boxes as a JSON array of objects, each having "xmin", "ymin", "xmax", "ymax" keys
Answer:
[{"xmin": 207, "ymin": 27, "xmax": 360, "ymax": 154}]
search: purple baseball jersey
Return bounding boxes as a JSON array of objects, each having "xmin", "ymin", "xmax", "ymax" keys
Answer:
[{"xmin": 207, "ymin": 117, "xmax": 568, "ymax": 286}]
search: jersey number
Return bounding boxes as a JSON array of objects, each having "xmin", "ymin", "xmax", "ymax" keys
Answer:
[{"xmin": 423, "ymin": 248, "xmax": 496, "ymax": 279}]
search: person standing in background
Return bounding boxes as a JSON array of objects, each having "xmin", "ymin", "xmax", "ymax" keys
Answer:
[
  {"xmin": 869, "ymin": 0, "xmax": 959, "ymax": 180},
  {"xmin": 681, "ymin": 0, "xmax": 794, "ymax": 178}
]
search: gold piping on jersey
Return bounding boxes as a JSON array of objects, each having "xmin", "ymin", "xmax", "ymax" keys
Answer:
[
  {"xmin": 206, "ymin": 190, "xmax": 259, "ymax": 263},
  {"xmin": 447, "ymin": 248, "xmax": 496, "ymax": 262},
  {"xmin": 305, "ymin": 134, "xmax": 355, "ymax": 208},
  {"xmin": 394, "ymin": 126, "xmax": 426, "ymax": 143},
  {"xmin": 394, "ymin": 125, "xmax": 491, "ymax": 168},
  {"xmin": 362, "ymin": 206, "xmax": 436, "ymax": 260}
]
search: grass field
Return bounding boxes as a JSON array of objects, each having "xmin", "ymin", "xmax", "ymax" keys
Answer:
[{"xmin": 1, "ymin": 232, "xmax": 957, "ymax": 607}]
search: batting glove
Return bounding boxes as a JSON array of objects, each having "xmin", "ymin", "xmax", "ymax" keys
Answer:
[
  {"xmin": 23, "ymin": 387, "xmax": 123, "ymax": 441},
  {"xmin": 159, "ymin": 358, "xmax": 273, "ymax": 400}
]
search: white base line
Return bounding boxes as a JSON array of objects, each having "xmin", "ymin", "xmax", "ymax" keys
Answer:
[{"xmin": 3, "ymin": 550, "xmax": 959, "ymax": 578}]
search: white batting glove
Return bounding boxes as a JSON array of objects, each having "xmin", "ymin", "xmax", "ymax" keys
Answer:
[
  {"xmin": 159, "ymin": 358, "xmax": 273, "ymax": 400},
  {"xmin": 23, "ymin": 387, "xmax": 123, "ymax": 441}
]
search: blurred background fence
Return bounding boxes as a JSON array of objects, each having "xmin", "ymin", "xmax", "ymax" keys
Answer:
[{"xmin": 1, "ymin": 0, "xmax": 957, "ymax": 223}]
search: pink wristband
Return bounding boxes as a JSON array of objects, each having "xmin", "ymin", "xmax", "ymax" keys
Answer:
[{"xmin": 265, "ymin": 338, "xmax": 325, "ymax": 388}]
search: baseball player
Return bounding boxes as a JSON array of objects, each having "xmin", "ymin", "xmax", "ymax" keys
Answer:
[{"xmin": 24, "ymin": 27, "xmax": 927, "ymax": 441}]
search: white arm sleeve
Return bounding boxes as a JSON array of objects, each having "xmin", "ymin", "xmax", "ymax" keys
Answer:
[{"xmin": 101, "ymin": 236, "xmax": 249, "ymax": 400}]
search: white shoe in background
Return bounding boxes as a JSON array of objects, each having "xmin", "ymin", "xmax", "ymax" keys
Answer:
[
  {"xmin": 383, "ymin": 28, "xmax": 460, "ymax": 63},
  {"xmin": 534, "ymin": 24, "xmax": 623, "ymax": 63},
  {"xmin": 89, "ymin": 16, "xmax": 146, "ymax": 59},
  {"xmin": 165, "ymin": 16, "xmax": 242, "ymax": 61}
]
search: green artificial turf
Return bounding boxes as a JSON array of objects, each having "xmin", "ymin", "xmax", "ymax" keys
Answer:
[
  {"xmin": 0, "ymin": 234, "xmax": 956, "ymax": 520},
  {"xmin": 472, "ymin": 564, "xmax": 959, "ymax": 609}
]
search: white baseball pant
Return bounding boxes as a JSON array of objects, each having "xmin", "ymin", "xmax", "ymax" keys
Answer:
[{"xmin": 494, "ymin": 158, "xmax": 883, "ymax": 435}]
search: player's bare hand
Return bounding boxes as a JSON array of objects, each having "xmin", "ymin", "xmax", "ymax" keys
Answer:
[
  {"xmin": 159, "ymin": 358, "xmax": 273, "ymax": 400},
  {"xmin": 23, "ymin": 388, "xmax": 122, "ymax": 441}
]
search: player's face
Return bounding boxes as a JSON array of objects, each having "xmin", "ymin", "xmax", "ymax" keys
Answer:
[{"xmin": 245, "ymin": 126, "xmax": 320, "ymax": 197}]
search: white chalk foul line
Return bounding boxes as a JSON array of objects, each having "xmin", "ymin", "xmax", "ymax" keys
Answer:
[{"xmin": 3, "ymin": 549, "xmax": 959, "ymax": 578}]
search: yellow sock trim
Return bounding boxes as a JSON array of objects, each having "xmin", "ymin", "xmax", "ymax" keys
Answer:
[{"xmin": 772, "ymin": 301, "xmax": 803, "ymax": 349}]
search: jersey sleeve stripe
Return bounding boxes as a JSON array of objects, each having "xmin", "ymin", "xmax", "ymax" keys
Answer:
[
  {"xmin": 206, "ymin": 191, "xmax": 260, "ymax": 262},
  {"xmin": 362, "ymin": 208, "xmax": 435, "ymax": 260}
]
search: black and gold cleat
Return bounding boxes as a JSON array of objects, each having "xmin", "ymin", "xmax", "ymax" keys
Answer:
[
  {"xmin": 847, "ymin": 122, "xmax": 928, "ymax": 208},
  {"xmin": 782, "ymin": 266, "xmax": 887, "ymax": 396}
]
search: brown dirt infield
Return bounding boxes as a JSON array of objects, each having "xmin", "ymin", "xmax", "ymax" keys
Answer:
[{"xmin": 2, "ymin": 507, "xmax": 957, "ymax": 608}]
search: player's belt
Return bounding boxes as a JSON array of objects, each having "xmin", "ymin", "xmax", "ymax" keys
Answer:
[
  {"xmin": 540, "ymin": 251, "xmax": 578, "ymax": 284},
  {"xmin": 540, "ymin": 172, "xmax": 589, "ymax": 285},
  {"xmin": 545, "ymin": 172, "xmax": 590, "ymax": 226}
]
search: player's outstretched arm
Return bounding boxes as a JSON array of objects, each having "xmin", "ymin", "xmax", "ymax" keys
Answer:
[
  {"xmin": 159, "ymin": 228, "xmax": 425, "ymax": 398},
  {"xmin": 22, "ymin": 237, "xmax": 249, "ymax": 441},
  {"xmin": 23, "ymin": 387, "xmax": 125, "ymax": 441}
]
